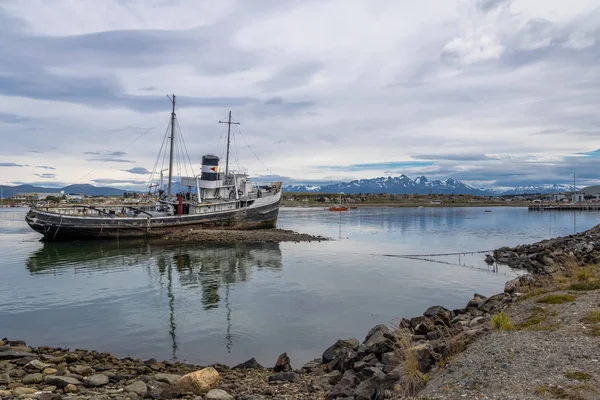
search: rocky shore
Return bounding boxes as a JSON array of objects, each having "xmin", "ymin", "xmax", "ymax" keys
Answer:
[
  {"xmin": 2, "ymin": 225, "xmax": 599, "ymax": 399},
  {"xmin": 161, "ymin": 229, "xmax": 328, "ymax": 243}
]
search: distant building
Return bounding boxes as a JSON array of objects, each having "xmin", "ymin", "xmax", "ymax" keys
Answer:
[
  {"xmin": 572, "ymin": 193, "xmax": 585, "ymax": 203},
  {"xmin": 553, "ymin": 194, "xmax": 566, "ymax": 202}
]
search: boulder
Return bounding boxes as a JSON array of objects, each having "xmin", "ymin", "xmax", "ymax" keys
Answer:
[
  {"xmin": 302, "ymin": 358, "xmax": 322, "ymax": 371},
  {"xmin": 0, "ymin": 390, "xmax": 12, "ymax": 398},
  {"xmin": 206, "ymin": 389, "xmax": 234, "ymax": 400},
  {"xmin": 331, "ymin": 348, "xmax": 356, "ymax": 373},
  {"xmin": 152, "ymin": 373, "xmax": 181, "ymax": 385},
  {"xmin": 356, "ymin": 366, "xmax": 384, "ymax": 383},
  {"xmin": 8, "ymin": 368, "xmax": 26, "ymax": 378},
  {"xmin": 125, "ymin": 380, "xmax": 148, "ymax": 397},
  {"xmin": 327, "ymin": 370, "xmax": 357, "ymax": 399},
  {"xmin": 176, "ymin": 367, "xmax": 219, "ymax": 395},
  {"xmin": 44, "ymin": 375, "xmax": 81, "ymax": 387},
  {"xmin": 354, "ymin": 369, "xmax": 386, "ymax": 400},
  {"xmin": 42, "ymin": 368, "xmax": 58, "ymax": 376},
  {"xmin": 423, "ymin": 306, "xmax": 454, "ymax": 326},
  {"xmin": 381, "ymin": 352, "xmax": 401, "ymax": 368},
  {"xmin": 322, "ymin": 338, "xmax": 359, "ymax": 363},
  {"xmin": 274, "ymin": 352, "xmax": 292, "ymax": 372},
  {"xmin": 410, "ymin": 343, "xmax": 442, "ymax": 373},
  {"xmin": 268, "ymin": 372, "xmax": 300, "ymax": 383},
  {"xmin": 38, "ymin": 394, "xmax": 60, "ymax": 400},
  {"xmin": 22, "ymin": 373, "xmax": 43, "ymax": 384},
  {"xmin": 84, "ymin": 374, "xmax": 110, "ymax": 387},
  {"xmin": 358, "ymin": 325, "xmax": 396, "ymax": 355},
  {"xmin": 469, "ymin": 316, "xmax": 485, "ymax": 327},
  {"xmin": 233, "ymin": 358, "xmax": 264, "ymax": 370},
  {"xmin": 147, "ymin": 380, "xmax": 180, "ymax": 399}
]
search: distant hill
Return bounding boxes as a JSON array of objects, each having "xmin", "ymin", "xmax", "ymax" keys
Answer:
[
  {"xmin": 0, "ymin": 184, "xmax": 133, "ymax": 198},
  {"xmin": 283, "ymin": 176, "xmax": 580, "ymax": 196}
]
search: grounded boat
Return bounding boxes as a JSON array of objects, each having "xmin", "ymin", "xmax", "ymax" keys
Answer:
[
  {"xmin": 26, "ymin": 95, "xmax": 282, "ymax": 241},
  {"xmin": 329, "ymin": 191, "xmax": 349, "ymax": 212}
]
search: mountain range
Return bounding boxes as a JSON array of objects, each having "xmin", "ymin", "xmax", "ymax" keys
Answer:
[
  {"xmin": 0, "ymin": 184, "xmax": 129, "ymax": 198},
  {"xmin": 0, "ymin": 177, "xmax": 580, "ymax": 199},
  {"xmin": 283, "ymin": 175, "xmax": 578, "ymax": 196}
]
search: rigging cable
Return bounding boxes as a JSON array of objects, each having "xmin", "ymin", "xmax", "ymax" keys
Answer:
[
  {"xmin": 146, "ymin": 122, "xmax": 172, "ymax": 193},
  {"xmin": 75, "ymin": 122, "xmax": 164, "ymax": 184},
  {"xmin": 234, "ymin": 124, "xmax": 276, "ymax": 177}
]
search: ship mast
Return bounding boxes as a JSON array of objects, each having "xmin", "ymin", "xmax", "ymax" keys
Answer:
[
  {"xmin": 219, "ymin": 111, "xmax": 239, "ymax": 178},
  {"xmin": 167, "ymin": 94, "xmax": 176, "ymax": 198}
]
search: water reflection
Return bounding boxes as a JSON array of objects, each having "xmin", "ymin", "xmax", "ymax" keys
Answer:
[{"xmin": 24, "ymin": 240, "xmax": 282, "ymax": 359}]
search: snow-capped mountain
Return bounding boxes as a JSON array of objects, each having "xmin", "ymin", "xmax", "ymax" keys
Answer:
[
  {"xmin": 283, "ymin": 176, "xmax": 579, "ymax": 195},
  {"xmin": 283, "ymin": 175, "xmax": 494, "ymax": 195},
  {"xmin": 498, "ymin": 184, "xmax": 577, "ymax": 195}
]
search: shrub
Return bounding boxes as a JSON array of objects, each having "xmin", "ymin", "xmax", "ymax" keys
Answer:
[
  {"xmin": 569, "ymin": 281, "xmax": 600, "ymax": 291},
  {"xmin": 490, "ymin": 312, "xmax": 514, "ymax": 330},
  {"xmin": 565, "ymin": 371, "xmax": 592, "ymax": 381},
  {"xmin": 535, "ymin": 294, "xmax": 576, "ymax": 304},
  {"xmin": 577, "ymin": 267, "xmax": 597, "ymax": 282}
]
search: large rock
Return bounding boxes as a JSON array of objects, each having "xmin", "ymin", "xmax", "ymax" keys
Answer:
[
  {"xmin": 358, "ymin": 324, "xmax": 396, "ymax": 355},
  {"xmin": 84, "ymin": 374, "xmax": 110, "ymax": 387},
  {"xmin": 233, "ymin": 358, "xmax": 264, "ymax": 370},
  {"xmin": 176, "ymin": 367, "xmax": 219, "ymax": 395},
  {"xmin": 147, "ymin": 380, "xmax": 181, "ymax": 399},
  {"xmin": 327, "ymin": 370, "xmax": 357, "ymax": 399},
  {"xmin": 354, "ymin": 369, "xmax": 386, "ymax": 400},
  {"xmin": 423, "ymin": 306, "xmax": 454, "ymax": 326},
  {"xmin": 331, "ymin": 348, "xmax": 357, "ymax": 373},
  {"xmin": 268, "ymin": 372, "xmax": 300, "ymax": 382},
  {"xmin": 206, "ymin": 389, "xmax": 234, "ymax": 400},
  {"xmin": 322, "ymin": 338, "xmax": 359, "ymax": 363},
  {"xmin": 274, "ymin": 352, "xmax": 291, "ymax": 372},
  {"xmin": 152, "ymin": 373, "xmax": 181, "ymax": 385},
  {"xmin": 125, "ymin": 380, "xmax": 148, "ymax": 397},
  {"xmin": 44, "ymin": 375, "xmax": 81, "ymax": 387}
]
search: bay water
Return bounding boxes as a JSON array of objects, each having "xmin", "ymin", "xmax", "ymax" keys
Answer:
[{"xmin": 0, "ymin": 206, "xmax": 598, "ymax": 367}]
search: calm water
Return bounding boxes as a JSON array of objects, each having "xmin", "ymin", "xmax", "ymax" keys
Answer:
[{"xmin": 1, "ymin": 206, "xmax": 598, "ymax": 367}]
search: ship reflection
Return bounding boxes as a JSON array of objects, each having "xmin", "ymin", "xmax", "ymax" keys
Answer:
[{"xmin": 25, "ymin": 240, "xmax": 283, "ymax": 359}]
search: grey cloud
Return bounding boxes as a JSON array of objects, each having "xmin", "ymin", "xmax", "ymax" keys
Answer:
[
  {"xmin": 92, "ymin": 178, "xmax": 146, "ymax": 185},
  {"xmin": 139, "ymin": 86, "xmax": 156, "ymax": 91},
  {"xmin": 124, "ymin": 167, "xmax": 150, "ymax": 174},
  {"xmin": 34, "ymin": 173, "xmax": 56, "ymax": 178},
  {"xmin": 0, "ymin": 162, "xmax": 24, "ymax": 167},
  {"xmin": 259, "ymin": 62, "xmax": 323, "ymax": 92},
  {"xmin": 0, "ymin": 112, "xmax": 30, "ymax": 124},
  {"xmin": 36, "ymin": 165, "xmax": 56, "ymax": 170},
  {"xmin": 476, "ymin": 0, "xmax": 510, "ymax": 12},
  {"xmin": 413, "ymin": 153, "xmax": 497, "ymax": 161},
  {"xmin": 86, "ymin": 158, "xmax": 136, "ymax": 163},
  {"xmin": 84, "ymin": 151, "xmax": 127, "ymax": 157}
]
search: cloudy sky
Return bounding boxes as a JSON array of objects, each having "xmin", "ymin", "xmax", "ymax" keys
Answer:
[{"xmin": 0, "ymin": 0, "xmax": 598, "ymax": 191}]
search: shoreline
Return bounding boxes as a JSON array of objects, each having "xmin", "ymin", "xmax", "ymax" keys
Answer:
[
  {"xmin": 160, "ymin": 228, "xmax": 329, "ymax": 243},
  {"xmin": 2, "ymin": 226, "xmax": 599, "ymax": 399}
]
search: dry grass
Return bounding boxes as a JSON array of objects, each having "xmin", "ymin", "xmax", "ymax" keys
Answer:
[
  {"xmin": 581, "ymin": 310, "xmax": 600, "ymax": 324},
  {"xmin": 490, "ymin": 312, "xmax": 514, "ymax": 331},
  {"xmin": 577, "ymin": 267, "xmax": 597, "ymax": 282},
  {"xmin": 535, "ymin": 294, "xmax": 577, "ymax": 304},
  {"xmin": 516, "ymin": 306, "xmax": 561, "ymax": 331},
  {"xmin": 392, "ymin": 325, "xmax": 426, "ymax": 396},
  {"xmin": 516, "ymin": 287, "xmax": 549, "ymax": 301}
]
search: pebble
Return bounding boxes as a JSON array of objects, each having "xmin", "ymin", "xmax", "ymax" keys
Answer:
[
  {"xmin": 205, "ymin": 388, "xmax": 234, "ymax": 399},
  {"xmin": 12, "ymin": 387, "xmax": 38, "ymax": 395},
  {"xmin": 42, "ymin": 385, "xmax": 57, "ymax": 392},
  {"xmin": 0, "ymin": 390, "xmax": 12, "ymax": 397},
  {"xmin": 65, "ymin": 383, "xmax": 79, "ymax": 393},
  {"xmin": 152, "ymin": 373, "xmax": 181, "ymax": 385},
  {"xmin": 22, "ymin": 373, "xmax": 44, "ymax": 384},
  {"xmin": 0, "ymin": 373, "xmax": 11, "ymax": 384},
  {"xmin": 84, "ymin": 373, "xmax": 110, "ymax": 387},
  {"xmin": 42, "ymin": 368, "xmax": 58, "ymax": 375}
]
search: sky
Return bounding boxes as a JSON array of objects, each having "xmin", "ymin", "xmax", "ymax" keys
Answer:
[{"xmin": 0, "ymin": 0, "xmax": 599, "ymax": 191}]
